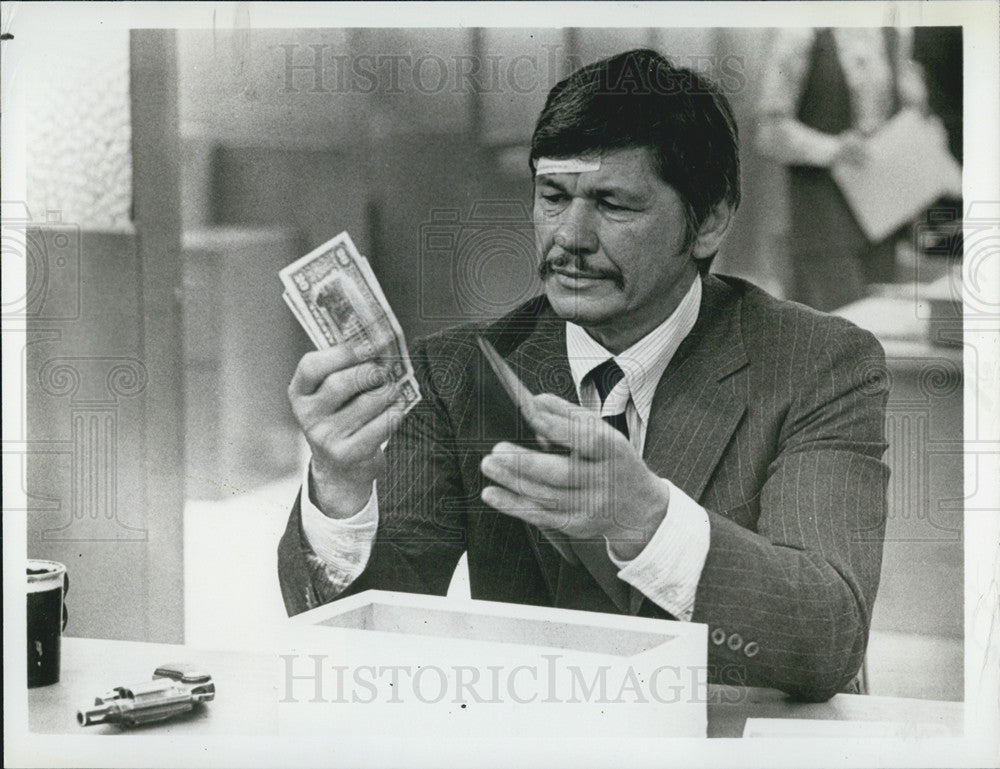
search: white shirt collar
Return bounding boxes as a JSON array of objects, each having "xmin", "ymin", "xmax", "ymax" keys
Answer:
[{"xmin": 565, "ymin": 276, "xmax": 702, "ymax": 424}]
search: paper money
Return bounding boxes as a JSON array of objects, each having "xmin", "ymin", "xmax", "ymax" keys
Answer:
[{"xmin": 280, "ymin": 232, "xmax": 421, "ymax": 413}]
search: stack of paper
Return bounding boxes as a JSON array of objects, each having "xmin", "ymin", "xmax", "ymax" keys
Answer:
[{"xmin": 832, "ymin": 109, "xmax": 962, "ymax": 242}]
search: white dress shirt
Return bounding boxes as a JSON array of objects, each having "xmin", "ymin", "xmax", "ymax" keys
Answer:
[{"xmin": 301, "ymin": 276, "xmax": 711, "ymax": 621}]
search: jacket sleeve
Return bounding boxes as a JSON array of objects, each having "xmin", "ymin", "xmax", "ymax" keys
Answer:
[
  {"xmin": 277, "ymin": 338, "xmax": 468, "ymax": 616},
  {"xmin": 692, "ymin": 324, "xmax": 890, "ymax": 701}
]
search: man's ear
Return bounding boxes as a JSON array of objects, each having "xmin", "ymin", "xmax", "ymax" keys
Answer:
[{"xmin": 691, "ymin": 201, "xmax": 734, "ymax": 260}]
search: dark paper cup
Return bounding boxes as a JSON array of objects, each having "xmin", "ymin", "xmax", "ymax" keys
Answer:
[{"xmin": 27, "ymin": 560, "xmax": 68, "ymax": 688}]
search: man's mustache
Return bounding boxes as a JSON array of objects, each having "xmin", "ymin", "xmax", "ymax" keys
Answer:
[{"xmin": 538, "ymin": 253, "xmax": 625, "ymax": 289}]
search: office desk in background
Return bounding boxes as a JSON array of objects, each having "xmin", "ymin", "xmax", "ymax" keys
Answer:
[{"xmin": 30, "ymin": 638, "xmax": 963, "ymax": 739}]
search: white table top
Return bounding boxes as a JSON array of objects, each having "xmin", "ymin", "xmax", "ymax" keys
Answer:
[{"xmin": 28, "ymin": 637, "xmax": 964, "ymax": 739}]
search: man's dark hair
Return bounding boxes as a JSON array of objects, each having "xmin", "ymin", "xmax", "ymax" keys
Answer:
[{"xmin": 530, "ymin": 49, "xmax": 741, "ymax": 275}]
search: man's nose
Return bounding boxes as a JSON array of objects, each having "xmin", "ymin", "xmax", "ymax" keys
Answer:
[{"xmin": 553, "ymin": 199, "xmax": 598, "ymax": 254}]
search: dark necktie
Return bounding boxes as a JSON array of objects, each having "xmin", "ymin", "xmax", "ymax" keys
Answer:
[
  {"xmin": 588, "ymin": 359, "xmax": 629, "ymax": 439},
  {"xmin": 563, "ymin": 358, "xmax": 639, "ymax": 615}
]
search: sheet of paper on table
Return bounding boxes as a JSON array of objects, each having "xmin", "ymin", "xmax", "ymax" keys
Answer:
[
  {"xmin": 831, "ymin": 108, "xmax": 962, "ymax": 242},
  {"xmin": 742, "ymin": 717, "xmax": 953, "ymax": 739}
]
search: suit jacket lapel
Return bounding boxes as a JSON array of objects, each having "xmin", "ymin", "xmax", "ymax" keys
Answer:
[
  {"xmin": 503, "ymin": 308, "xmax": 626, "ymax": 613},
  {"xmin": 621, "ymin": 276, "xmax": 749, "ymax": 615},
  {"xmin": 498, "ymin": 277, "xmax": 749, "ymax": 614},
  {"xmin": 643, "ymin": 275, "xmax": 749, "ymax": 502},
  {"xmin": 503, "ymin": 308, "xmax": 582, "ymax": 600},
  {"xmin": 510, "ymin": 278, "xmax": 749, "ymax": 506},
  {"xmin": 506, "ymin": 308, "xmax": 578, "ymax": 405}
]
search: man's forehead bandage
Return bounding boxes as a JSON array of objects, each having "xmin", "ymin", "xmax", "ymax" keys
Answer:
[{"xmin": 535, "ymin": 156, "xmax": 602, "ymax": 176}]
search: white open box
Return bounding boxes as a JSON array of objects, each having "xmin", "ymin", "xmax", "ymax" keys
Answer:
[{"xmin": 278, "ymin": 590, "xmax": 708, "ymax": 738}]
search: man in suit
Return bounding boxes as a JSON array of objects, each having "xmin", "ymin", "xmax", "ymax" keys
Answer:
[{"xmin": 279, "ymin": 49, "xmax": 889, "ymax": 702}]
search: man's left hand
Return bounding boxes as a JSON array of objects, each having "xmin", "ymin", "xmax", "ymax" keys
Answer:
[{"xmin": 479, "ymin": 393, "xmax": 670, "ymax": 561}]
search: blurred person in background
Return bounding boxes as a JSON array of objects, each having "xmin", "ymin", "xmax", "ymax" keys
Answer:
[{"xmin": 757, "ymin": 28, "xmax": 927, "ymax": 311}]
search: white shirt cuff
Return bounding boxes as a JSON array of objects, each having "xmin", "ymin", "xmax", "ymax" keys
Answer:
[
  {"xmin": 607, "ymin": 478, "xmax": 710, "ymax": 622},
  {"xmin": 299, "ymin": 462, "xmax": 378, "ymax": 594}
]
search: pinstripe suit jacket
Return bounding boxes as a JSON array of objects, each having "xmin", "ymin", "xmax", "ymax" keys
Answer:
[{"xmin": 278, "ymin": 274, "xmax": 890, "ymax": 701}]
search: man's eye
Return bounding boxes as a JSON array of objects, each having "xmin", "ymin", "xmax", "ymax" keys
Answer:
[
  {"xmin": 540, "ymin": 193, "xmax": 565, "ymax": 204},
  {"xmin": 599, "ymin": 200, "xmax": 628, "ymax": 212}
]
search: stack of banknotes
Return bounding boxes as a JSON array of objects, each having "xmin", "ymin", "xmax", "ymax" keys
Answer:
[{"xmin": 280, "ymin": 232, "xmax": 421, "ymax": 413}]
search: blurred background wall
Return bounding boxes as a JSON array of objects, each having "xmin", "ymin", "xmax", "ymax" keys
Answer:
[
  {"xmin": 174, "ymin": 27, "xmax": 792, "ymax": 500},
  {"xmin": 22, "ymin": 30, "xmax": 185, "ymax": 642}
]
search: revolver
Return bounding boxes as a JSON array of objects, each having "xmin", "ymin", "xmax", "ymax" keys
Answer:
[{"xmin": 77, "ymin": 664, "xmax": 215, "ymax": 727}]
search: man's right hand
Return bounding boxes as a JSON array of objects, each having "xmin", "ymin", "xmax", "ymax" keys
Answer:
[{"xmin": 288, "ymin": 347, "xmax": 407, "ymax": 519}]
